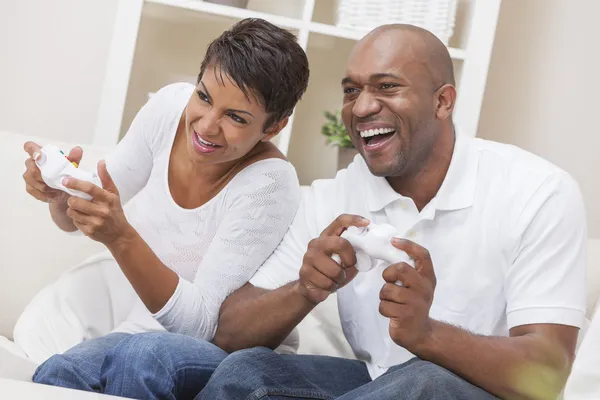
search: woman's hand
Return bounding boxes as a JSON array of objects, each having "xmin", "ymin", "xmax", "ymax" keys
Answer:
[
  {"xmin": 63, "ymin": 160, "xmax": 135, "ymax": 248},
  {"xmin": 22, "ymin": 141, "xmax": 83, "ymax": 205}
]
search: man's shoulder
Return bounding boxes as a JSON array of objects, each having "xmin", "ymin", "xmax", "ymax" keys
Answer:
[
  {"xmin": 471, "ymin": 137, "xmax": 582, "ymax": 215},
  {"xmin": 473, "ymin": 137, "xmax": 573, "ymax": 189}
]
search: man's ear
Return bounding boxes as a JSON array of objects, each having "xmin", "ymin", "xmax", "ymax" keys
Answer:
[
  {"xmin": 435, "ymin": 84, "xmax": 457, "ymax": 121},
  {"xmin": 261, "ymin": 117, "xmax": 289, "ymax": 142}
]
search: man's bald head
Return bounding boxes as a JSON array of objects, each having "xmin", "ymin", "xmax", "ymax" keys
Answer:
[{"xmin": 353, "ymin": 24, "xmax": 455, "ymax": 88}]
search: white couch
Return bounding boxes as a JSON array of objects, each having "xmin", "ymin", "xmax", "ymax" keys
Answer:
[
  {"xmin": 1, "ymin": 129, "xmax": 599, "ymax": 395},
  {"xmin": 0, "ymin": 130, "xmax": 354, "ymax": 379}
]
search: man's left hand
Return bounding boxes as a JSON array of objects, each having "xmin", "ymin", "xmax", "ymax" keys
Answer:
[{"xmin": 379, "ymin": 238, "xmax": 437, "ymax": 352}]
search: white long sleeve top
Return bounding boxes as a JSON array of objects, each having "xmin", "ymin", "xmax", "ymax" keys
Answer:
[{"xmin": 100, "ymin": 82, "xmax": 300, "ymax": 341}]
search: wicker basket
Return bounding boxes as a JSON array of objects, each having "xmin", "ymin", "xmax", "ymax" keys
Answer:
[{"xmin": 336, "ymin": 0, "xmax": 457, "ymax": 45}]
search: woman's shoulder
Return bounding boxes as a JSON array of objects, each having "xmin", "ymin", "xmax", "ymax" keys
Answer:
[{"xmin": 225, "ymin": 148, "xmax": 300, "ymax": 205}]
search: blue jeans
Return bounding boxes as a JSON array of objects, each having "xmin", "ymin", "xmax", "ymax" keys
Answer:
[
  {"xmin": 197, "ymin": 347, "xmax": 498, "ymax": 400},
  {"xmin": 33, "ymin": 332, "xmax": 227, "ymax": 400}
]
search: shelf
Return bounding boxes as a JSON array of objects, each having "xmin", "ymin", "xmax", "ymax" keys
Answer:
[
  {"xmin": 145, "ymin": 0, "xmax": 304, "ymax": 30},
  {"xmin": 309, "ymin": 22, "xmax": 467, "ymax": 60}
]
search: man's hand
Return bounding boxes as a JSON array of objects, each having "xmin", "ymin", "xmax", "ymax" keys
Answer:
[
  {"xmin": 296, "ymin": 214, "xmax": 369, "ymax": 305},
  {"xmin": 379, "ymin": 238, "xmax": 437, "ymax": 351}
]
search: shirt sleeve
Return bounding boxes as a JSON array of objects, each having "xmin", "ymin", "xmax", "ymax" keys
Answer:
[
  {"xmin": 505, "ymin": 172, "xmax": 588, "ymax": 329},
  {"xmin": 152, "ymin": 159, "xmax": 301, "ymax": 340},
  {"xmin": 248, "ymin": 180, "xmax": 325, "ymax": 290},
  {"xmin": 104, "ymin": 83, "xmax": 192, "ymax": 205}
]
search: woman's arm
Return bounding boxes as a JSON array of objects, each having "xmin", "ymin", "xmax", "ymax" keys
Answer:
[
  {"xmin": 153, "ymin": 160, "xmax": 301, "ymax": 340},
  {"xmin": 64, "ymin": 158, "xmax": 301, "ymax": 341}
]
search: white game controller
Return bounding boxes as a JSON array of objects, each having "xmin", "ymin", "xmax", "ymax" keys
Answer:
[
  {"xmin": 36, "ymin": 144, "xmax": 102, "ymax": 201},
  {"xmin": 332, "ymin": 223, "xmax": 414, "ymax": 273}
]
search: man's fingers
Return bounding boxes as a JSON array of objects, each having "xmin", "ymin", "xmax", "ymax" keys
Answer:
[
  {"xmin": 23, "ymin": 141, "xmax": 42, "ymax": 158},
  {"xmin": 312, "ymin": 254, "xmax": 348, "ymax": 284},
  {"xmin": 299, "ymin": 263, "xmax": 339, "ymax": 293},
  {"xmin": 378, "ymin": 300, "xmax": 407, "ymax": 320},
  {"xmin": 310, "ymin": 236, "xmax": 357, "ymax": 269},
  {"xmin": 382, "ymin": 262, "xmax": 422, "ymax": 288},
  {"xmin": 379, "ymin": 283, "xmax": 412, "ymax": 304},
  {"xmin": 391, "ymin": 238, "xmax": 436, "ymax": 286},
  {"xmin": 320, "ymin": 214, "xmax": 370, "ymax": 237}
]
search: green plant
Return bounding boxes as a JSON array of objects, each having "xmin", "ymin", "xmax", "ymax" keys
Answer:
[{"xmin": 321, "ymin": 110, "xmax": 353, "ymax": 148}]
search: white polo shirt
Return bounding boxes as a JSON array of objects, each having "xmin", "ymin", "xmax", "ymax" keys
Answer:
[{"xmin": 250, "ymin": 131, "xmax": 587, "ymax": 379}]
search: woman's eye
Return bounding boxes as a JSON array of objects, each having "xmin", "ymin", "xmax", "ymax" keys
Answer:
[
  {"xmin": 228, "ymin": 114, "xmax": 247, "ymax": 124},
  {"xmin": 197, "ymin": 91, "xmax": 209, "ymax": 102}
]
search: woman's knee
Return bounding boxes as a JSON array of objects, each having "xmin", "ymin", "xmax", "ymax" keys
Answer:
[
  {"xmin": 104, "ymin": 332, "xmax": 226, "ymax": 371},
  {"xmin": 33, "ymin": 354, "xmax": 70, "ymax": 383}
]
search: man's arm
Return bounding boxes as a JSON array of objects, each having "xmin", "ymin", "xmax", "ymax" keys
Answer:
[
  {"xmin": 214, "ymin": 214, "xmax": 369, "ymax": 353},
  {"xmin": 418, "ymin": 322, "xmax": 576, "ymax": 400},
  {"xmin": 213, "ymin": 282, "xmax": 314, "ymax": 352},
  {"xmin": 385, "ymin": 169, "xmax": 586, "ymax": 400},
  {"xmin": 382, "ymin": 241, "xmax": 578, "ymax": 400}
]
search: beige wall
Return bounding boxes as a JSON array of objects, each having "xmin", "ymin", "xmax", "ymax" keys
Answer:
[
  {"xmin": 478, "ymin": 0, "xmax": 600, "ymax": 238},
  {"xmin": 0, "ymin": 0, "xmax": 118, "ymax": 144}
]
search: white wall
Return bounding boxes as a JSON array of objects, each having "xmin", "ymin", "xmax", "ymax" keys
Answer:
[
  {"xmin": 478, "ymin": 0, "xmax": 600, "ymax": 238},
  {"xmin": 0, "ymin": 0, "xmax": 118, "ymax": 144}
]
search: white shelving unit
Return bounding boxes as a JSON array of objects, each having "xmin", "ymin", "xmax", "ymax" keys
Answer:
[{"xmin": 94, "ymin": 0, "xmax": 502, "ymax": 185}]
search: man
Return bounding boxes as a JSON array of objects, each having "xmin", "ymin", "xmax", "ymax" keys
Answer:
[{"xmin": 197, "ymin": 23, "xmax": 587, "ymax": 400}]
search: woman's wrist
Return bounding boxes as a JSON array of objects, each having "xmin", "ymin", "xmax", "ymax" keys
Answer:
[{"xmin": 106, "ymin": 223, "xmax": 139, "ymax": 255}]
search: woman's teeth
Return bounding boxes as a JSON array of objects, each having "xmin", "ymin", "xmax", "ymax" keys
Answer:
[
  {"xmin": 196, "ymin": 133, "xmax": 219, "ymax": 147},
  {"xmin": 359, "ymin": 127, "xmax": 396, "ymax": 138}
]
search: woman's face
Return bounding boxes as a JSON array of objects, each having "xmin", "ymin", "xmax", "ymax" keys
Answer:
[{"xmin": 183, "ymin": 65, "xmax": 283, "ymax": 165}]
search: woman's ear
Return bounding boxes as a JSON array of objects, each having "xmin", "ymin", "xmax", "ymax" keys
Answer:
[{"xmin": 261, "ymin": 117, "xmax": 289, "ymax": 142}]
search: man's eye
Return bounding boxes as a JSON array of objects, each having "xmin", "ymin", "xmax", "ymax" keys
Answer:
[
  {"xmin": 343, "ymin": 87, "xmax": 358, "ymax": 94},
  {"xmin": 380, "ymin": 83, "xmax": 398, "ymax": 90}
]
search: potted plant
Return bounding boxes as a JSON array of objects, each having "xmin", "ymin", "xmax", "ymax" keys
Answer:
[{"xmin": 321, "ymin": 110, "xmax": 358, "ymax": 170}]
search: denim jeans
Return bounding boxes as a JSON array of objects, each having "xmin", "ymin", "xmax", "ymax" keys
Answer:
[
  {"xmin": 197, "ymin": 347, "xmax": 498, "ymax": 400},
  {"xmin": 33, "ymin": 331, "xmax": 227, "ymax": 400}
]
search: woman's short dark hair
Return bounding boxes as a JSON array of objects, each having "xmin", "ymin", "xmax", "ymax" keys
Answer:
[{"xmin": 199, "ymin": 18, "xmax": 310, "ymax": 131}]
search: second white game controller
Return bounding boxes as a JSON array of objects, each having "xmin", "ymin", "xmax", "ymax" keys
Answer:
[
  {"xmin": 332, "ymin": 223, "xmax": 414, "ymax": 273},
  {"xmin": 36, "ymin": 144, "xmax": 102, "ymax": 201}
]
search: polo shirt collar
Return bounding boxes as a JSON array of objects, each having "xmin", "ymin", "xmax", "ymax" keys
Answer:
[{"xmin": 358, "ymin": 128, "xmax": 479, "ymax": 213}]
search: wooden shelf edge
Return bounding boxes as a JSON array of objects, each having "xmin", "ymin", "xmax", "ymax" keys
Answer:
[{"xmin": 145, "ymin": 0, "xmax": 304, "ymax": 30}]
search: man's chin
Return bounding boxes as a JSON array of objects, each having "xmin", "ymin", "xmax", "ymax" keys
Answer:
[{"xmin": 364, "ymin": 160, "xmax": 395, "ymax": 178}]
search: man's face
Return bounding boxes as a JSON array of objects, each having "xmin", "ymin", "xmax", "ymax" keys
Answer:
[{"xmin": 341, "ymin": 32, "xmax": 439, "ymax": 177}]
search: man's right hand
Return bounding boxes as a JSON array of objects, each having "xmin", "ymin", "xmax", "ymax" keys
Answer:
[
  {"xmin": 23, "ymin": 141, "xmax": 83, "ymax": 204},
  {"xmin": 296, "ymin": 214, "xmax": 370, "ymax": 304}
]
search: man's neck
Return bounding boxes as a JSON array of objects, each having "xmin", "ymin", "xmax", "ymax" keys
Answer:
[{"xmin": 387, "ymin": 127, "xmax": 455, "ymax": 211}]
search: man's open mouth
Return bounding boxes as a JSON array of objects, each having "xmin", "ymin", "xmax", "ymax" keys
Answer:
[{"xmin": 359, "ymin": 127, "xmax": 397, "ymax": 146}]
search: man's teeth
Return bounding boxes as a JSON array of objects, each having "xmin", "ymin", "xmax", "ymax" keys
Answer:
[
  {"xmin": 196, "ymin": 133, "xmax": 218, "ymax": 147},
  {"xmin": 359, "ymin": 127, "xmax": 396, "ymax": 138}
]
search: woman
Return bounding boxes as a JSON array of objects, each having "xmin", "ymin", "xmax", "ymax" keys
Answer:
[{"xmin": 22, "ymin": 18, "xmax": 309, "ymax": 398}]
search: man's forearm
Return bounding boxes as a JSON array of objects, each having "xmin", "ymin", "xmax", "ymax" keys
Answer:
[
  {"xmin": 214, "ymin": 281, "xmax": 316, "ymax": 353},
  {"xmin": 414, "ymin": 321, "xmax": 574, "ymax": 400}
]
